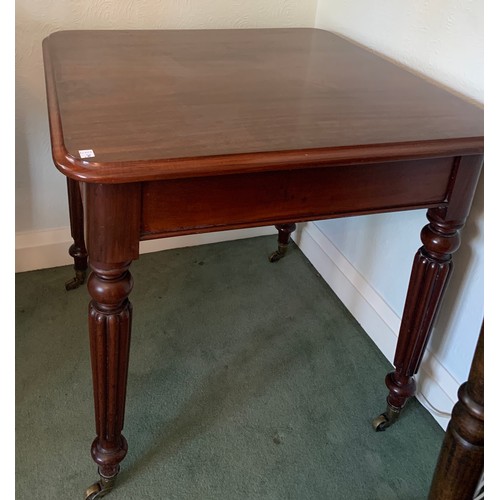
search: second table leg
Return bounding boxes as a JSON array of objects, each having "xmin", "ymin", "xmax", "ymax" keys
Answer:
[
  {"xmin": 269, "ymin": 223, "xmax": 297, "ymax": 262},
  {"xmin": 65, "ymin": 178, "xmax": 88, "ymax": 290},
  {"xmin": 373, "ymin": 155, "xmax": 482, "ymax": 431},
  {"xmin": 373, "ymin": 208, "xmax": 460, "ymax": 430}
]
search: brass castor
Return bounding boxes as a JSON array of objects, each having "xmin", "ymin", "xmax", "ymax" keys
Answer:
[
  {"xmin": 372, "ymin": 404, "xmax": 401, "ymax": 432},
  {"xmin": 269, "ymin": 250, "xmax": 284, "ymax": 263},
  {"xmin": 65, "ymin": 270, "xmax": 86, "ymax": 291},
  {"xmin": 268, "ymin": 244, "xmax": 288, "ymax": 263},
  {"xmin": 84, "ymin": 473, "xmax": 117, "ymax": 499},
  {"xmin": 372, "ymin": 413, "xmax": 390, "ymax": 432}
]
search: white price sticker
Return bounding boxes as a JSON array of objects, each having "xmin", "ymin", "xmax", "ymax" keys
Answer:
[{"xmin": 78, "ymin": 149, "xmax": 95, "ymax": 158}]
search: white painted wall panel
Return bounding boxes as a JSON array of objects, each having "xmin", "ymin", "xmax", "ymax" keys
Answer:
[{"xmin": 313, "ymin": 0, "xmax": 483, "ymax": 387}]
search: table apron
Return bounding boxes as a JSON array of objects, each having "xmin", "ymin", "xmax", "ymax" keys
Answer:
[{"xmin": 140, "ymin": 157, "xmax": 456, "ymax": 239}]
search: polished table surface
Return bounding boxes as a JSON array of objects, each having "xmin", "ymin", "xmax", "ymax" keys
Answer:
[
  {"xmin": 45, "ymin": 28, "xmax": 482, "ymax": 181},
  {"xmin": 43, "ymin": 28, "xmax": 483, "ymax": 498}
]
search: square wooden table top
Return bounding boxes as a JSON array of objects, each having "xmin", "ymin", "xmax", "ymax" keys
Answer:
[{"xmin": 43, "ymin": 28, "xmax": 483, "ymax": 183}]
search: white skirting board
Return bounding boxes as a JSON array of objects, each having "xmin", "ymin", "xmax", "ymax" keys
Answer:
[
  {"xmin": 293, "ymin": 221, "xmax": 458, "ymax": 430},
  {"xmin": 16, "ymin": 227, "xmax": 75, "ymax": 273},
  {"xmin": 15, "ymin": 225, "xmax": 276, "ymax": 273}
]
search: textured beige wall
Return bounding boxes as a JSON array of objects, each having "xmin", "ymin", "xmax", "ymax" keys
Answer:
[
  {"xmin": 315, "ymin": 0, "xmax": 483, "ymax": 103},
  {"xmin": 15, "ymin": 0, "xmax": 317, "ymax": 232}
]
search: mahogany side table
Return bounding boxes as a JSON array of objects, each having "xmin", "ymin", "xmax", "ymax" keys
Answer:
[{"xmin": 42, "ymin": 28, "xmax": 484, "ymax": 498}]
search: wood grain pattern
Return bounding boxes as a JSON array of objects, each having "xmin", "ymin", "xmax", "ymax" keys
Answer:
[
  {"xmin": 141, "ymin": 157, "xmax": 455, "ymax": 238},
  {"xmin": 42, "ymin": 29, "xmax": 483, "ymax": 183},
  {"xmin": 85, "ymin": 183, "xmax": 141, "ymax": 264}
]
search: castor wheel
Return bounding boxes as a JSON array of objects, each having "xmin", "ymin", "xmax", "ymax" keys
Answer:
[
  {"xmin": 372, "ymin": 413, "xmax": 390, "ymax": 432},
  {"xmin": 268, "ymin": 250, "xmax": 285, "ymax": 262},
  {"xmin": 84, "ymin": 474, "xmax": 117, "ymax": 499},
  {"xmin": 84, "ymin": 483, "xmax": 102, "ymax": 499},
  {"xmin": 372, "ymin": 404, "xmax": 401, "ymax": 432},
  {"xmin": 65, "ymin": 270, "xmax": 86, "ymax": 291},
  {"xmin": 270, "ymin": 223, "xmax": 296, "ymax": 262},
  {"xmin": 269, "ymin": 243, "xmax": 289, "ymax": 263}
]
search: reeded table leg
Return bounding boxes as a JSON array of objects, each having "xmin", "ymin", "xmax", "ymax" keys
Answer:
[
  {"xmin": 269, "ymin": 223, "xmax": 296, "ymax": 262},
  {"xmin": 66, "ymin": 178, "xmax": 88, "ymax": 290},
  {"xmin": 83, "ymin": 183, "xmax": 141, "ymax": 497},
  {"xmin": 85, "ymin": 261, "xmax": 133, "ymax": 499},
  {"xmin": 373, "ymin": 208, "xmax": 458, "ymax": 430},
  {"xmin": 373, "ymin": 155, "xmax": 483, "ymax": 431}
]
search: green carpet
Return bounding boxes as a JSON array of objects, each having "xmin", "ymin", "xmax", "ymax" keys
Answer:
[{"xmin": 16, "ymin": 236, "xmax": 443, "ymax": 499}]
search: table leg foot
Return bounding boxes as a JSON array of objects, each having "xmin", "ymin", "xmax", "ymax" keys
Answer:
[
  {"xmin": 372, "ymin": 403, "xmax": 401, "ymax": 432},
  {"xmin": 84, "ymin": 471, "xmax": 118, "ymax": 499},
  {"xmin": 373, "ymin": 371, "xmax": 416, "ymax": 431},
  {"xmin": 268, "ymin": 245, "xmax": 288, "ymax": 262},
  {"xmin": 269, "ymin": 223, "xmax": 296, "ymax": 263},
  {"xmin": 65, "ymin": 269, "xmax": 87, "ymax": 290}
]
